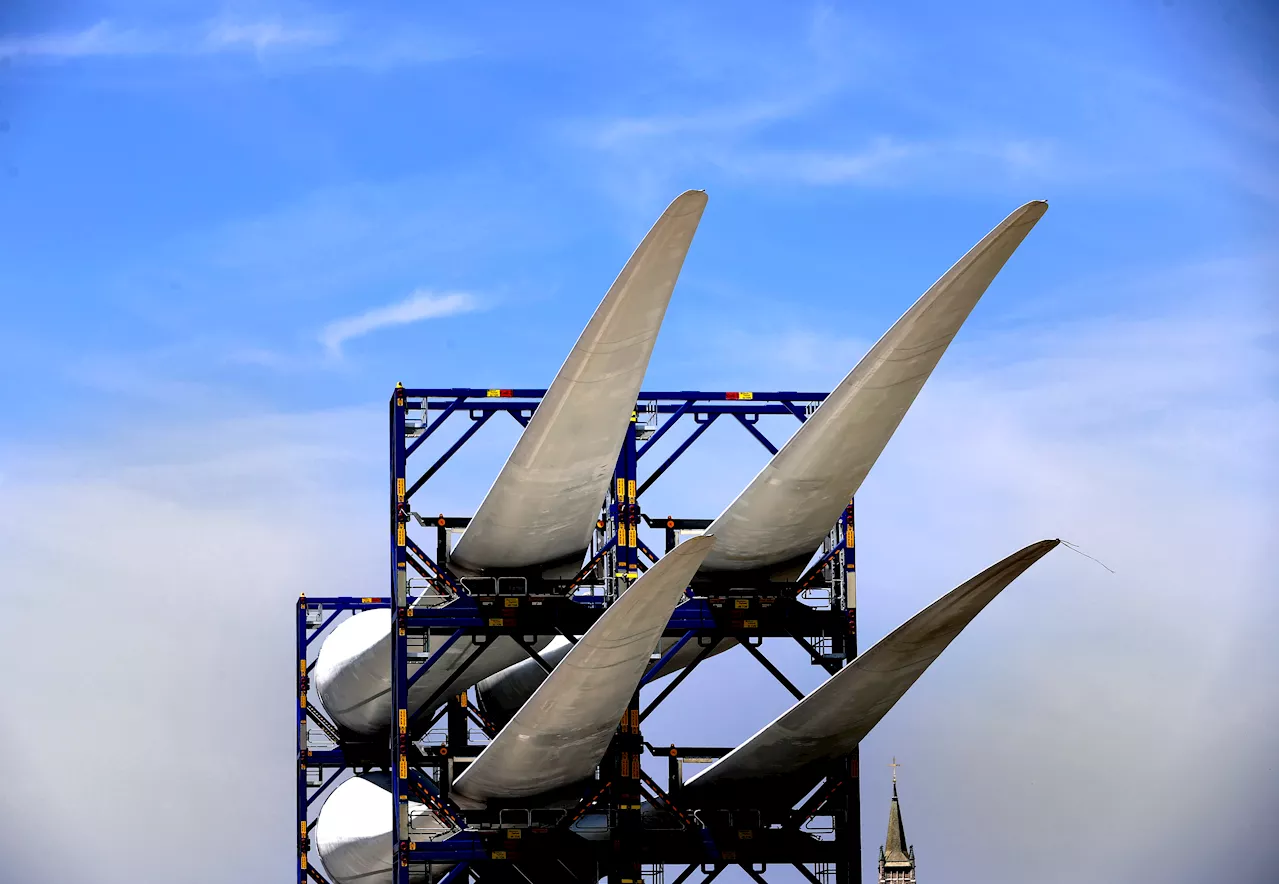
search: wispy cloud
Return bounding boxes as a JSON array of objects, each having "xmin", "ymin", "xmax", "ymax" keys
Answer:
[
  {"xmin": 715, "ymin": 136, "xmax": 1057, "ymax": 187},
  {"xmin": 0, "ymin": 17, "xmax": 467, "ymax": 68},
  {"xmin": 319, "ymin": 290, "xmax": 478, "ymax": 356},
  {"xmin": 203, "ymin": 19, "xmax": 336, "ymax": 53},
  {"xmin": 0, "ymin": 19, "xmax": 335, "ymax": 59}
]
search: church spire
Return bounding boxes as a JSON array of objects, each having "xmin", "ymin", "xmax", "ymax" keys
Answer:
[{"xmin": 878, "ymin": 758, "xmax": 917, "ymax": 883}]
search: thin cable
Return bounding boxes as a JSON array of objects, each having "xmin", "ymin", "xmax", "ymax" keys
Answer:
[{"xmin": 1060, "ymin": 540, "xmax": 1115, "ymax": 574}]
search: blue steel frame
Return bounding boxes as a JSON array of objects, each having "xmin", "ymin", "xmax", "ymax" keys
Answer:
[{"xmin": 296, "ymin": 387, "xmax": 862, "ymax": 884}]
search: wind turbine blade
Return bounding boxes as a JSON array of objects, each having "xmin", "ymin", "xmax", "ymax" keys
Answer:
[
  {"xmin": 451, "ymin": 536, "xmax": 716, "ymax": 807},
  {"xmin": 450, "ymin": 190, "xmax": 708, "ymax": 575},
  {"xmin": 700, "ymin": 202, "xmax": 1048, "ymax": 577},
  {"xmin": 680, "ymin": 539, "xmax": 1059, "ymax": 808},
  {"xmin": 476, "ymin": 631, "xmax": 734, "ymax": 729},
  {"xmin": 314, "ymin": 775, "xmax": 453, "ymax": 884},
  {"xmin": 313, "ymin": 603, "xmax": 547, "ymax": 735}
]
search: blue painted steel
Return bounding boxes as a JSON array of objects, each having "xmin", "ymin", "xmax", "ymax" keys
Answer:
[
  {"xmin": 636, "ymin": 399, "xmax": 694, "ymax": 459},
  {"xmin": 306, "ymin": 769, "xmax": 346, "ymax": 808},
  {"xmin": 406, "ymin": 832, "xmax": 488, "ymax": 863},
  {"xmin": 398, "ymin": 388, "xmax": 828, "ymax": 402},
  {"xmin": 435, "ymin": 861, "xmax": 472, "ymax": 883},
  {"xmin": 390, "ymin": 388, "xmax": 412, "ymax": 884},
  {"xmin": 296, "ymin": 386, "xmax": 858, "ymax": 884},
  {"xmin": 406, "ymin": 412, "xmax": 493, "ymax": 500},
  {"xmin": 622, "ymin": 418, "xmax": 639, "ymax": 582},
  {"xmin": 404, "ymin": 536, "xmax": 461, "ymax": 595},
  {"xmin": 411, "ymin": 401, "xmax": 817, "ymax": 417},
  {"xmin": 636, "ymin": 536, "xmax": 660, "ymax": 564},
  {"xmin": 637, "ymin": 414, "xmax": 720, "ymax": 497},
  {"xmin": 666, "ymin": 598, "xmax": 719, "ymax": 630},
  {"xmin": 302, "ymin": 597, "xmax": 391, "ymax": 612},
  {"xmin": 641, "ymin": 630, "xmax": 694, "ymax": 687},
  {"xmin": 796, "ymin": 541, "xmax": 845, "ymax": 590},
  {"xmin": 297, "ymin": 597, "xmax": 309, "ymax": 884},
  {"xmin": 777, "ymin": 400, "xmax": 810, "ymax": 422},
  {"xmin": 733, "ymin": 413, "xmax": 779, "ymax": 455},
  {"xmin": 406, "ymin": 629, "xmax": 465, "ymax": 689},
  {"xmin": 566, "ymin": 536, "xmax": 617, "ymax": 592},
  {"xmin": 304, "ymin": 609, "xmax": 343, "ymax": 648},
  {"xmin": 405, "ymin": 396, "xmax": 466, "ymax": 458}
]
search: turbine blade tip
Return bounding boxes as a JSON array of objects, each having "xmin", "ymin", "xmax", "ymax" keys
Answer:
[
  {"xmin": 1018, "ymin": 199, "xmax": 1049, "ymax": 219},
  {"xmin": 677, "ymin": 533, "xmax": 717, "ymax": 552},
  {"xmin": 669, "ymin": 190, "xmax": 710, "ymax": 213}
]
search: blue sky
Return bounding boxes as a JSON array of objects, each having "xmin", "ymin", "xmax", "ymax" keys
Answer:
[{"xmin": 0, "ymin": 2, "xmax": 1275, "ymax": 883}]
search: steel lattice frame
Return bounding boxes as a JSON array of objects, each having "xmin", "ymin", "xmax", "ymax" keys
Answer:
[{"xmin": 296, "ymin": 387, "xmax": 863, "ymax": 884}]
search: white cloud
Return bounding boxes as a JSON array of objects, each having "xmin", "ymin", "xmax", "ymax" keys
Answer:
[
  {"xmin": 318, "ymin": 290, "xmax": 479, "ymax": 356},
  {"xmin": 713, "ymin": 136, "xmax": 1057, "ymax": 187},
  {"xmin": 0, "ymin": 281, "xmax": 1273, "ymax": 883},
  {"xmin": 203, "ymin": 19, "xmax": 336, "ymax": 53},
  {"xmin": 0, "ymin": 21, "xmax": 165, "ymax": 58},
  {"xmin": 0, "ymin": 17, "xmax": 465, "ymax": 68},
  {"xmin": 636, "ymin": 257, "xmax": 1276, "ymax": 883},
  {"xmin": 0, "ymin": 19, "xmax": 334, "ymax": 59}
]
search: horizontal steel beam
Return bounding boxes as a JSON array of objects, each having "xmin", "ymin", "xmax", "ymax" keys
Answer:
[{"xmin": 397, "ymin": 388, "xmax": 828, "ymax": 403}]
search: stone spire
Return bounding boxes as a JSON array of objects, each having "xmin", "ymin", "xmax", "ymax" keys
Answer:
[{"xmin": 878, "ymin": 758, "xmax": 917, "ymax": 883}]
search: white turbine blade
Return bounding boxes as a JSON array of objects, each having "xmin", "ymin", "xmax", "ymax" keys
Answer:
[
  {"xmin": 450, "ymin": 190, "xmax": 708, "ymax": 575},
  {"xmin": 700, "ymin": 202, "xmax": 1048, "ymax": 576},
  {"xmin": 451, "ymin": 535, "xmax": 716, "ymax": 807},
  {"xmin": 314, "ymin": 775, "xmax": 453, "ymax": 884},
  {"xmin": 475, "ymin": 632, "xmax": 735, "ymax": 729},
  {"xmin": 681, "ymin": 539, "xmax": 1059, "ymax": 807},
  {"xmin": 314, "ymin": 606, "xmax": 551, "ymax": 735}
]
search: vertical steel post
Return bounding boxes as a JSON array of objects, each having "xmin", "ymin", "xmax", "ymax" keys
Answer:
[
  {"xmin": 608, "ymin": 415, "xmax": 642, "ymax": 882},
  {"xmin": 625, "ymin": 413, "xmax": 639, "ymax": 583},
  {"xmin": 609, "ymin": 691, "xmax": 643, "ymax": 884},
  {"xmin": 390, "ymin": 385, "xmax": 412, "ymax": 884},
  {"xmin": 608, "ymin": 413, "xmax": 640, "ymax": 601},
  {"xmin": 608, "ymin": 452, "xmax": 625, "ymax": 603},
  {"xmin": 297, "ymin": 597, "xmax": 310, "ymax": 884},
  {"xmin": 840, "ymin": 498, "xmax": 860, "ymax": 884}
]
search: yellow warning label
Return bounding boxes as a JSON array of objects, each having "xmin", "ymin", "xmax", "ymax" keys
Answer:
[
  {"xmin": 734, "ymin": 599, "xmax": 749, "ymax": 609},
  {"xmin": 744, "ymin": 619, "xmax": 758, "ymax": 629},
  {"xmin": 506, "ymin": 829, "xmax": 522, "ymax": 840},
  {"xmin": 397, "ymin": 525, "xmax": 405, "ymax": 546},
  {"xmin": 627, "ymin": 479, "xmax": 636, "ymax": 501},
  {"xmin": 399, "ymin": 755, "xmax": 408, "ymax": 779},
  {"xmin": 488, "ymin": 618, "xmax": 505, "ymax": 626},
  {"xmin": 396, "ymin": 478, "xmax": 405, "ymax": 500},
  {"xmin": 504, "ymin": 597, "xmax": 519, "ymax": 608},
  {"xmin": 486, "ymin": 389, "xmax": 501, "ymax": 397},
  {"xmin": 491, "ymin": 850, "xmax": 507, "ymax": 860},
  {"xmin": 616, "ymin": 478, "xmax": 626, "ymax": 499},
  {"xmin": 398, "ymin": 709, "xmax": 407, "ymax": 733},
  {"xmin": 628, "ymin": 526, "xmax": 637, "ymax": 547}
]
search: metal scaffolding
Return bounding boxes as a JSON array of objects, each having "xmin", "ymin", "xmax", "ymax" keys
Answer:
[{"xmin": 297, "ymin": 386, "xmax": 862, "ymax": 884}]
